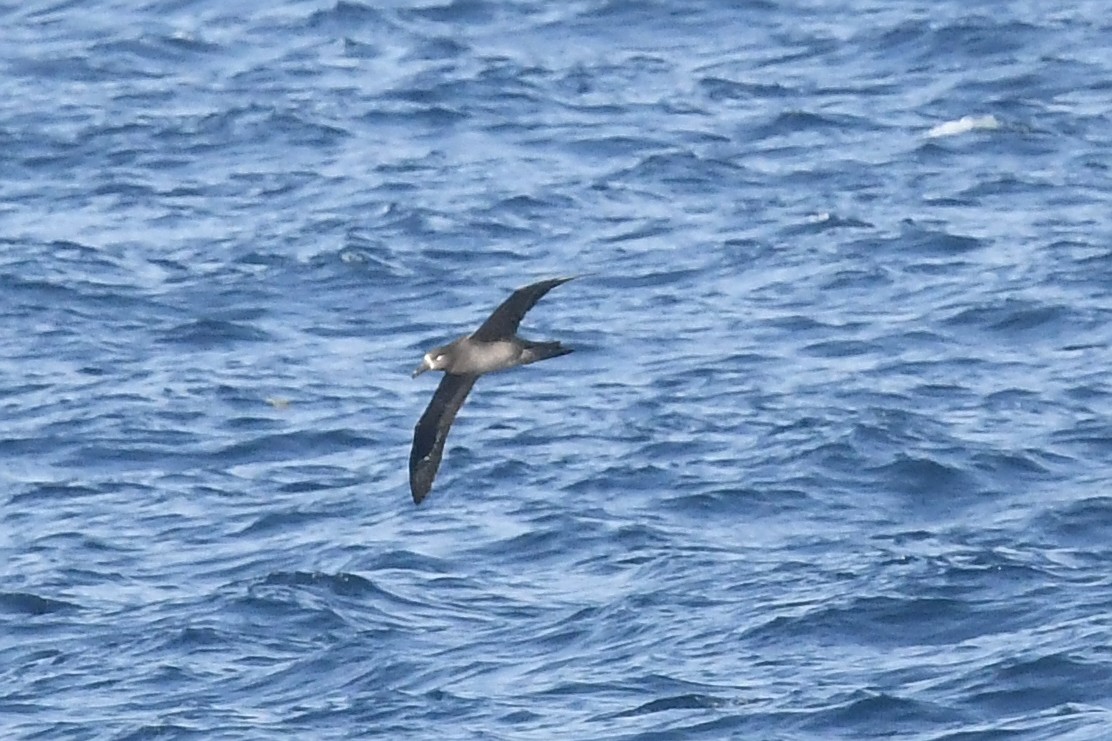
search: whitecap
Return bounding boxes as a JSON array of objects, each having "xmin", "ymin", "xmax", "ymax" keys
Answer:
[{"xmin": 926, "ymin": 114, "xmax": 1001, "ymax": 138}]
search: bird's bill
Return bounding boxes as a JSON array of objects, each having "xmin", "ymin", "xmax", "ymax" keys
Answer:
[{"xmin": 412, "ymin": 359, "xmax": 430, "ymax": 378}]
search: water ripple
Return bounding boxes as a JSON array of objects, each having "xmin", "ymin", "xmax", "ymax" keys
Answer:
[{"xmin": 2, "ymin": 1, "xmax": 1111, "ymax": 739}]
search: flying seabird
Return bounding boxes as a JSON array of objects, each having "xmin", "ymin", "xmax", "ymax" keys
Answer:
[{"xmin": 409, "ymin": 277, "xmax": 575, "ymax": 505}]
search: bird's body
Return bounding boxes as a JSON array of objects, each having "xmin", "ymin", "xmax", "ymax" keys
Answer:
[
  {"xmin": 419, "ymin": 339, "xmax": 520, "ymax": 375},
  {"xmin": 409, "ymin": 277, "xmax": 575, "ymax": 505}
]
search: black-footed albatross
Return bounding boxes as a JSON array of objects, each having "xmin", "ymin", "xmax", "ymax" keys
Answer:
[{"xmin": 409, "ymin": 277, "xmax": 575, "ymax": 505}]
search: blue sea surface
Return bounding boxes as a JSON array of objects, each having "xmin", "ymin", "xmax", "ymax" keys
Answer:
[{"xmin": 2, "ymin": 1, "xmax": 1112, "ymax": 738}]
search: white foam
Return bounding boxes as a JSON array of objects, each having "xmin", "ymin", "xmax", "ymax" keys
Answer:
[{"xmin": 927, "ymin": 115, "xmax": 1001, "ymax": 138}]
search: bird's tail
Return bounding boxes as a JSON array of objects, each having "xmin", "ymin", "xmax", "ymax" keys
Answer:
[{"xmin": 521, "ymin": 340, "xmax": 573, "ymax": 365}]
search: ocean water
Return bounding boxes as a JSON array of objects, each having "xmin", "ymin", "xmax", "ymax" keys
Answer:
[{"xmin": 2, "ymin": 0, "xmax": 1111, "ymax": 738}]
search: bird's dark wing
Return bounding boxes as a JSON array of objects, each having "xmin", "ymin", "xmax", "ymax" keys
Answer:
[
  {"xmin": 469, "ymin": 277, "xmax": 575, "ymax": 342},
  {"xmin": 409, "ymin": 372, "xmax": 478, "ymax": 504}
]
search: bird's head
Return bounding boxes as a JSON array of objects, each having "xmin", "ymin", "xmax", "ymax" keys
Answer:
[{"xmin": 412, "ymin": 346, "xmax": 451, "ymax": 377}]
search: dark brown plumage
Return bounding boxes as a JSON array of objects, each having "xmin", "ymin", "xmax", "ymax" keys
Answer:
[{"xmin": 409, "ymin": 277, "xmax": 575, "ymax": 505}]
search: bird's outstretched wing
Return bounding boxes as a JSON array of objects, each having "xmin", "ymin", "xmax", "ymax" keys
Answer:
[
  {"xmin": 409, "ymin": 373, "xmax": 478, "ymax": 504},
  {"xmin": 469, "ymin": 277, "xmax": 575, "ymax": 342}
]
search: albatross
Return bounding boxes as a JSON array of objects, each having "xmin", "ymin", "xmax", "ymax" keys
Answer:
[{"xmin": 409, "ymin": 277, "xmax": 575, "ymax": 505}]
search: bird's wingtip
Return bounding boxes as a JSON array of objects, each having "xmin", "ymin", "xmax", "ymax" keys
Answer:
[{"xmin": 410, "ymin": 479, "xmax": 429, "ymax": 505}]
